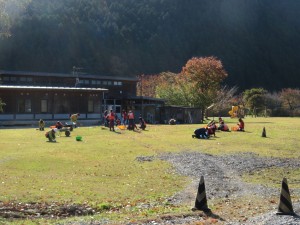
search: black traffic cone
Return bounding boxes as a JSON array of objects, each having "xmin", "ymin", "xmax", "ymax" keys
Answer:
[
  {"xmin": 192, "ymin": 176, "xmax": 211, "ymax": 212},
  {"xmin": 262, "ymin": 127, "xmax": 267, "ymax": 137},
  {"xmin": 277, "ymin": 178, "xmax": 295, "ymax": 215}
]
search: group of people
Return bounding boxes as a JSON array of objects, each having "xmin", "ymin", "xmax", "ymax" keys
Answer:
[
  {"xmin": 41, "ymin": 113, "xmax": 80, "ymax": 142},
  {"xmin": 103, "ymin": 109, "xmax": 146, "ymax": 132},
  {"xmin": 193, "ymin": 117, "xmax": 245, "ymax": 139}
]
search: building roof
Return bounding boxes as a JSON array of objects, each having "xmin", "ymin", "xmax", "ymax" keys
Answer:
[
  {"xmin": 0, "ymin": 85, "xmax": 108, "ymax": 92},
  {"xmin": 129, "ymin": 96, "xmax": 165, "ymax": 102},
  {"xmin": 0, "ymin": 70, "xmax": 138, "ymax": 82}
]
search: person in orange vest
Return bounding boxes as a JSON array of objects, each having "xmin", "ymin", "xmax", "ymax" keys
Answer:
[{"xmin": 108, "ymin": 109, "xmax": 115, "ymax": 131}]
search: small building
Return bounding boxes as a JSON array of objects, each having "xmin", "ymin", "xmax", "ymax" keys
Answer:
[{"xmin": 159, "ymin": 105, "xmax": 203, "ymax": 124}]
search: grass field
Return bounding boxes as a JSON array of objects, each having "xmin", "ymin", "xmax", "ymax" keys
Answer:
[{"xmin": 0, "ymin": 117, "xmax": 299, "ymax": 224}]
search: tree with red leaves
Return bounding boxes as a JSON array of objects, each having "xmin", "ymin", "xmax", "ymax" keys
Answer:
[
  {"xmin": 137, "ymin": 57, "xmax": 228, "ymax": 121},
  {"xmin": 181, "ymin": 56, "xmax": 228, "ymax": 120}
]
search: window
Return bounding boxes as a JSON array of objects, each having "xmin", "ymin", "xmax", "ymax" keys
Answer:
[
  {"xmin": 114, "ymin": 81, "xmax": 122, "ymax": 86},
  {"xmin": 92, "ymin": 80, "xmax": 101, "ymax": 85},
  {"xmin": 88, "ymin": 100, "xmax": 94, "ymax": 112},
  {"xmin": 17, "ymin": 99, "xmax": 25, "ymax": 113},
  {"xmin": 115, "ymin": 106, "xmax": 121, "ymax": 113},
  {"xmin": 25, "ymin": 99, "xmax": 31, "ymax": 112},
  {"xmin": 103, "ymin": 81, "xmax": 108, "ymax": 85},
  {"xmin": 17, "ymin": 99, "xmax": 31, "ymax": 113},
  {"xmin": 106, "ymin": 100, "xmax": 114, "ymax": 105},
  {"xmin": 107, "ymin": 81, "xmax": 112, "ymax": 85},
  {"xmin": 41, "ymin": 100, "xmax": 48, "ymax": 113},
  {"xmin": 20, "ymin": 77, "xmax": 27, "ymax": 82}
]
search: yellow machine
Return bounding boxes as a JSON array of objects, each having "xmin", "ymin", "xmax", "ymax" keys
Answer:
[{"xmin": 228, "ymin": 105, "xmax": 244, "ymax": 118}]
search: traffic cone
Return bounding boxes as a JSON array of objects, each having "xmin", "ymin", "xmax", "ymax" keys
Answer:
[
  {"xmin": 277, "ymin": 178, "xmax": 295, "ymax": 215},
  {"xmin": 192, "ymin": 176, "xmax": 211, "ymax": 212},
  {"xmin": 262, "ymin": 127, "xmax": 267, "ymax": 137}
]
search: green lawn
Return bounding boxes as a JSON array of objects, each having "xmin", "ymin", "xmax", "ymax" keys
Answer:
[{"xmin": 0, "ymin": 117, "xmax": 299, "ymax": 224}]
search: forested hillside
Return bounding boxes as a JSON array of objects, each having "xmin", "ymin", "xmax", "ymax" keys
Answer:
[{"xmin": 0, "ymin": 0, "xmax": 299, "ymax": 90}]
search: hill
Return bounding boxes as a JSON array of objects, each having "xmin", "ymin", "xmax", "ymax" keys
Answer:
[{"xmin": 0, "ymin": 0, "xmax": 299, "ymax": 90}]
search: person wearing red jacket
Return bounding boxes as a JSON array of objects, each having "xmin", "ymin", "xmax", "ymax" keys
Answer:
[
  {"xmin": 237, "ymin": 118, "xmax": 245, "ymax": 131},
  {"xmin": 108, "ymin": 110, "xmax": 115, "ymax": 131}
]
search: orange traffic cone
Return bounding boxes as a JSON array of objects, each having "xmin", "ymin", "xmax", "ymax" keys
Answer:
[
  {"xmin": 262, "ymin": 127, "xmax": 267, "ymax": 137},
  {"xmin": 192, "ymin": 176, "xmax": 211, "ymax": 212},
  {"xmin": 277, "ymin": 178, "xmax": 295, "ymax": 215}
]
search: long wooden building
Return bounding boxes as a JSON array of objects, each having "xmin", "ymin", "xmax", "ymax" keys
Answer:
[
  {"xmin": 0, "ymin": 70, "xmax": 165, "ymax": 125},
  {"xmin": 0, "ymin": 70, "xmax": 202, "ymax": 126}
]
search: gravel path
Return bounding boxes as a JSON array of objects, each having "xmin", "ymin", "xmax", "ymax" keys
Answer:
[
  {"xmin": 159, "ymin": 152, "xmax": 300, "ymax": 201},
  {"xmin": 158, "ymin": 151, "xmax": 300, "ymax": 224},
  {"xmin": 63, "ymin": 152, "xmax": 300, "ymax": 225}
]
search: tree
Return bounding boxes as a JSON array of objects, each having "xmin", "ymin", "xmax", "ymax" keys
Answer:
[
  {"xmin": 137, "ymin": 74, "xmax": 161, "ymax": 97},
  {"xmin": 243, "ymin": 88, "xmax": 268, "ymax": 117},
  {"xmin": 208, "ymin": 86, "xmax": 238, "ymax": 117},
  {"xmin": 181, "ymin": 56, "xmax": 228, "ymax": 120},
  {"xmin": 263, "ymin": 92, "xmax": 283, "ymax": 117},
  {"xmin": 155, "ymin": 72, "xmax": 185, "ymax": 105},
  {"xmin": 0, "ymin": 0, "xmax": 30, "ymax": 37},
  {"xmin": 279, "ymin": 88, "xmax": 300, "ymax": 116},
  {"xmin": 137, "ymin": 72, "xmax": 186, "ymax": 106}
]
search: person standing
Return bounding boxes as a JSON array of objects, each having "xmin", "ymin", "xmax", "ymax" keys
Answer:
[
  {"xmin": 103, "ymin": 110, "xmax": 109, "ymax": 127},
  {"xmin": 70, "ymin": 113, "xmax": 80, "ymax": 128},
  {"xmin": 127, "ymin": 110, "xmax": 135, "ymax": 130},
  {"xmin": 108, "ymin": 109, "xmax": 115, "ymax": 131},
  {"xmin": 121, "ymin": 110, "xmax": 128, "ymax": 125}
]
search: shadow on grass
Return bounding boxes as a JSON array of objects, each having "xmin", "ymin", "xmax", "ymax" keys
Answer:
[
  {"xmin": 113, "ymin": 130, "xmax": 122, "ymax": 134},
  {"xmin": 205, "ymin": 210, "xmax": 226, "ymax": 221},
  {"xmin": 46, "ymin": 141, "xmax": 58, "ymax": 143},
  {"xmin": 243, "ymin": 121, "xmax": 274, "ymax": 124}
]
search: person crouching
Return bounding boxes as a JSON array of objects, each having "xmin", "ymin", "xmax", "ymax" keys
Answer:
[
  {"xmin": 45, "ymin": 129, "xmax": 57, "ymax": 142},
  {"xmin": 192, "ymin": 128, "xmax": 210, "ymax": 139},
  {"xmin": 139, "ymin": 116, "xmax": 146, "ymax": 130},
  {"xmin": 39, "ymin": 119, "xmax": 45, "ymax": 131}
]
